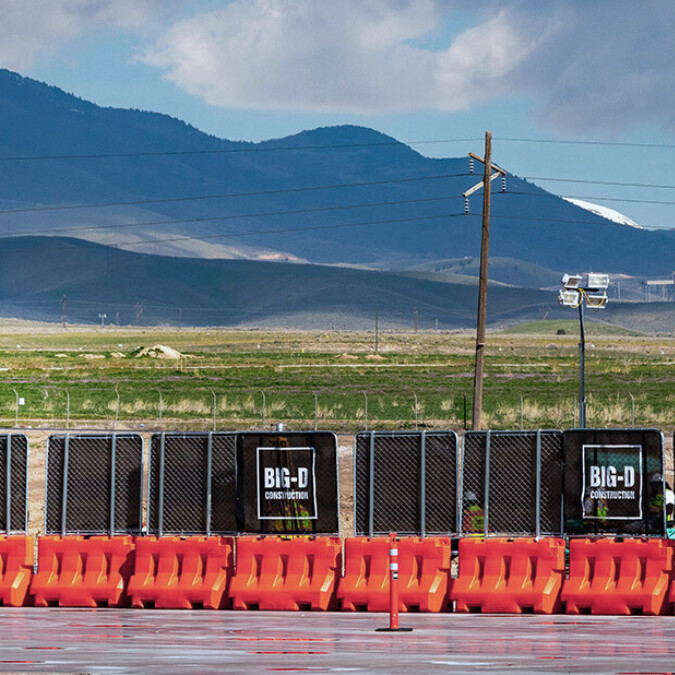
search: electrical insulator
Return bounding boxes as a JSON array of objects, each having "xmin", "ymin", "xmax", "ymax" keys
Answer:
[
  {"xmin": 464, "ymin": 197, "xmax": 469, "ymax": 215},
  {"xmin": 469, "ymin": 157, "xmax": 474, "ymax": 174},
  {"xmin": 501, "ymin": 175, "xmax": 506, "ymax": 193}
]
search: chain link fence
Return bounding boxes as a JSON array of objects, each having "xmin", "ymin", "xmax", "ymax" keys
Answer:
[
  {"xmin": 461, "ymin": 430, "xmax": 564, "ymax": 537},
  {"xmin": 45, "ymin": 434, "xmax": 143, "ymax": 535},
  {"xmin": 0, "ymin": 434, "xmax": 28, "ymax": 534},
  {"xmin": 147, "ymin": 432, "xmax": 237, "ymax": 536},
  {"xmin": 354, "ymin": 431, "xmax": 459, "ymax": 536}
]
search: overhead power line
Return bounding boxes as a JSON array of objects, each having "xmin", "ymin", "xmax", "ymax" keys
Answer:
[
  {"xmin": 0, "ymin": 172, "xmax": 470, "ymax": 216},
  {"xmin": 5, "ymin": 194, "xmax": 466, "ymax": 238},
  {"xmin": 524, "ymin": 176, "xmax": 675, "ymax": 189},
  {"xmin": 496, "ymin": 137, "xmax": 675, "ymax": 149},
  {"xmin": 505, "ymin": 191, "xmax": 675, "ymax": 206}
]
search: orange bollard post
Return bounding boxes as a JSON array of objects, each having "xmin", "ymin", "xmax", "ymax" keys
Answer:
[{"xmin": 376, "ymin": 533, "xmax": 413, "ymax": 632}]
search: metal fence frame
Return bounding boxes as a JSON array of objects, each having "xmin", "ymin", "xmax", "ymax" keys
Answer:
[
  {"xmin": 354, "ymin": 430, "xmax": 460, "ymax": 537},
  {"xmin": 147, "ymin": 431, "xmax": 238, "ymax": 536},
  {"xmin": 0, "ymin": 434, "xmax": 29, "ymax": 535},
  {"xmin": 45, "ymin": 433, "xmax": 144, "ymax": 536},
  {"xmin": 460, "ymin": 429, "xmax": 565, "ymax": 538}
]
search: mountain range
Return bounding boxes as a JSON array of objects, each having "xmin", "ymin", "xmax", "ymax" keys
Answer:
[{"xmin": 0, "ymin": 69, "xmax": 673, "ymax": 330}]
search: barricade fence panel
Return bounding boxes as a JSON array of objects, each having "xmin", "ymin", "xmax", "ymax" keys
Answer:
[
  {"xmin": 45, "ymin": 434, "xmax": 143, "ymax": 535},
  {"xmin": 354, "ymin": 431, "xmax": 459, "ymax": 536},
  {"xmin": 236, "ymin": 431, "xmax": 340, "ymax": 535},
  {"xmin": 563, "ymin": 428, "xmax": 665, "ymax": 537},
  {"xmin": 148, "ymin": 432, "xmax": 237, "ymax": 536},
  {"xmin": 461, "ymin": 430, "xmax": 564, "ymax": 537},
  {"xmin": 0, "ymin": 434, "xmax": 28, "ymax": 534}
]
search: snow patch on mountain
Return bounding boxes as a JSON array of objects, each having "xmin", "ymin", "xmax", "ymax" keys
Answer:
[{"xmin": 564, "ymin": 198, "xmax": 643, "ymax": 229}]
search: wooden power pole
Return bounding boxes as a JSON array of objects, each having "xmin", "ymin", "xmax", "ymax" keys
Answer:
[{"xmin": 463, "ymin": 132, "xmax": 506, "ymax": 429}]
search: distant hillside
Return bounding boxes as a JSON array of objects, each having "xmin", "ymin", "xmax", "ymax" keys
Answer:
[
  {"xmin": 0, "ymin": 69, "xmax": 673, "ymax": 278},
  {"xmin": 0, "ymin": 236, "xmax": 565, "ymax": 328},
  {"xmin": 407, "ymin": 257, "xmax": 563, "ymax": 288},
  {"xmin": 0, "ymin": 236, "xmax": 668, "ymax": 332}
]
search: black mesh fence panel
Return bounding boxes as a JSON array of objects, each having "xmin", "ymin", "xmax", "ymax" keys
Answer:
[
  {"xmin": 563, "ymin": 428, "xmax": 665, "ymax": 536},
  {"xmin": 45, "ymin": 434, "xmax": 143, "ymax": 535},
  {"xmin": 461, "ymin": 431, "xmax": 564, "ymax": 536},
  {"xmin": 0, "ymin": 435, "xmax": 28, "ymax": 534},
  {"xmin": 148, "ymin": 432, "xmax": 237, "ymax": 536},
  {"xmin": 236, "ymin": 431, "xmax": 339, "ymax": 535},
  {"xmin": 354, "ymin": 431, "xmax": 459, "ymax": 536}
]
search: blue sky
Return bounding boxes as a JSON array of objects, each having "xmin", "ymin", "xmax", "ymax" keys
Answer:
[{"xmin": 3, "ymin": 0, "xmax": 675, "ymax": 229}]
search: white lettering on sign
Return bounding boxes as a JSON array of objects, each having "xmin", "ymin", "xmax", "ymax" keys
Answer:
[
  {"xmin": 589, "ymin": 465, "xmax": 635, "ymax": 488},
  {"xmin": 263, "ymin": 467, "xmax": 309, "ymax": 489}
]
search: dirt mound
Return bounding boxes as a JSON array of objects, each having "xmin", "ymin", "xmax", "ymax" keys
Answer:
[
  {"xmin": 336, "ymin": 353, "xmax": 358, "ymax": 360},
  {"xmin": 365, "ymin": 354, "xmax": 386, "ymax": 361},
  {"xmin": 135, "ymin": 344, "xmax": 183, "ymax": 359}
]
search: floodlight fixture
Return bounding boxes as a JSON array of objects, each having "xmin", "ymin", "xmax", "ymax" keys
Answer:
[
  {"xmin": 585, "ymin": 273, "xmax": 610, "ymax": 291},
  {"xmin": 559, "ymin": 271, "xmax": 611, "ymax": 429},
  {"xmin": 558, "ymin": 289, "xmax": 581, "ymax": 307},
  {"xmin": 562, "ymin": 273, "xmax": 583, "ymax": 289}
]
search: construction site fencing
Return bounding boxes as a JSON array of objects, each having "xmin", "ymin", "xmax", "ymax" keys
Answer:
[
  {"xmin": 353, "ymin": 431, "xmax": 459, "ymax": 536},
  {"xmin": 461, "ymin": 430, "xmax": 564, "ymax": 537},
  {"xmin": 0, "ymin": 434, "xmax": 28, "ymax": 534},
  {"xmin": 147, "ymin": 432, "xmax": 237, "ymax": 536},
  {"xmin": 45, "ymin": 433, "xmax": 143, "ymax": 535},
  {"xmin": 563, "ymin": 428, "xmax": 666, "ymax": 537},
  {"xmin": 235, "ymin": 431, "xmax": 340, "ymax": 536}
]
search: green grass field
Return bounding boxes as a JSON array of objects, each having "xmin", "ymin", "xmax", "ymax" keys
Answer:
[{"xmin": 0, "ymin": 323, "xmax": 672, "ymax": 432}]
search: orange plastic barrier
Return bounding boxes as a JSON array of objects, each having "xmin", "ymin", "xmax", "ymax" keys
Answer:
[
  {"xmin": 450, "ymin": 538, "xmax": 566, "ymax": 614},
  {"xmin": 31, "ymin": 535, "xmax": 134, "ymax": 607},
  {"xmin": 337, "ymin": 536, "xmax": 452, "ymax": 612},
  {"xmin": 229, "ymin": 536, "xmax": 342, "ymax": 611},
  {"xmin": 562, "ymin": 537, "xmax": 674, "ymax": 615},
  {"xmin": 128, "ymin": 536, "xmax": 234, "ymax": 609},
  {"xmin": 0, "ymin": 536, "xmax": 34, "ymax": 607}
]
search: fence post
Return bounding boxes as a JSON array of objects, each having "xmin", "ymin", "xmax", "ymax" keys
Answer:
[
  {"xmin": 5, "ymin": 434, "xmax": 11, "ymax": 535},
  {"xmin": 413, "ymin": 392, "xmax": 418, "ymax": 431},
  {"xmin": 260, "ymin": 390, "xmax": 266, "ymax": 428},
  {"xmin": 484, "ymin": 430, "xmax": 491, "ymax": 538},
  {"xmin": 368, "ymin": 431, "xmax": 375, "ymax": 537},
  {"xmin": 158, "ymin": 432, "xmax": 166, "ymax": 538},
  {"xmin": 61, "ymin": 434, "xmax": 70, "ymax": 536},
  {"xmin": 156, "ymin": 389, "xmax": 163, "ymax": 426},
  {"xmin": 420, "ymin": 431, "xmax": 426, "ymax": 537},
  {"xmin": 628, "ymin": 391, "xmax": 635, "ymax": 427},
  {"xmin": 535, "ymin": 429, "xmax": 541, "ymax": 538},
  {"xmin": 12, "ymin": 389, "xmax": 18, "ymax": 428},
  {"xmin": 520, "ymin": 396, "xmax": 524, "ymax": 430},
  {"xmin": 65, "ymin": 389, "xmax": 70, "ymax": 430},
  {"xmin": 363, "ymin": 391, "xmax": 368, "ymax": 431},
  {"xmin": 206, "ymin": 431, "xmax": 213, "ymax": 536},
  {"xmin": 114, "ymin": 385, "xmax": 120, "ymax": 429},
  {"xmin": 314, "ymin": 392, "xmax": 318, "ymax": 431},
  {"xmin": 211, "ymin": 389, "xmax": 217, "ymax": 431},
  {"xmin": 109, "ymin": 434, "xmax": 117, "ymax": 536}
]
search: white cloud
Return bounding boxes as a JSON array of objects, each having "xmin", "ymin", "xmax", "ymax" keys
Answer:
[
  {"xmin": 142, "ymin": 0, "xmax": 675, "ymax": 133},
  {"xmin": 0, "ymin": 0, "xmax": 185, "ymax": 71}
]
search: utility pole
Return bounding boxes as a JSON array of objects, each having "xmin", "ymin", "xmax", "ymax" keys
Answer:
[
  {"xmin": 178, "ymin": 307, "xmax": 182, "ymax": 331},
  {"xmin": 414, "ymin": 306, "xmax": 418, "ymax": 333},
  {"xmin": 463, "ymin": 132, "xmax": 506, "ymax": 430},
  {"xmin": 375, "ymin": 304, "xmax": 379, "ymax": 353},
  {"xmin": 61, "ymin": 294, "xmax": 67, "ymax": 329}
]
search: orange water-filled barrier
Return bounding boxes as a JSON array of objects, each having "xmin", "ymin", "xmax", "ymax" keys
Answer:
[
  {"xmin": 0, "ymin": 535, "xmax": 34, "ymax": 606},
  {"xmin": 451, "ymin": 537, "xmax": 566, "ymax": 614},
  {"xmin": 228, "ymin": 536, "xmax": 342, "ymax": 611},
  {"xmin": 337, "ymin": 536, "xmax": 452, "ymax": 612},
  {"xmin": 31, "ymin": 535, "xmax": 134, "ymax": 607},
  {"xmin": 128, "ymin": 536, "xmax": 234, "ymax": 609},
  {"xmin": 562, "ymin": 537, "xmax": 674, "ymax": 615}
]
